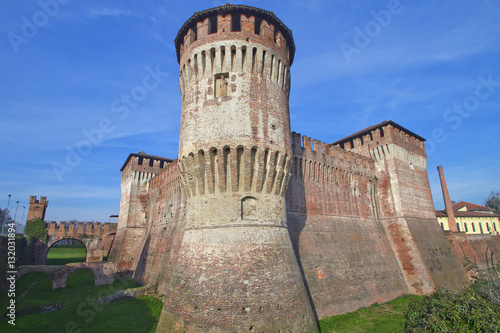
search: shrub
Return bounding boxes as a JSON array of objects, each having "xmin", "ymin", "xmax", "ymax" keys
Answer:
[
  {"xmin": 404, "ymin": 285, "xmax": 500, "ymax": 332},
  {"xmin": 24, "ymin": 217, "xmax": 47, "ymax": 244}
]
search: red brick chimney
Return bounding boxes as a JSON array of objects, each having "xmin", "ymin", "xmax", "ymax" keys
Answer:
[{"xmin": 437, "ymin": 166, "xmax": 458, "ymax": 232}]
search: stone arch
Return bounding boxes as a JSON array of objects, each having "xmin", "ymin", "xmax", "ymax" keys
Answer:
[
  {"xmin": 17, "ymin": 271, "xmax": 53, "ymax": 292},
  {"xmin": 17, "ymin": 262, "xmax": 116, "ymax": 289},
  {"xmin": 41, "ymin": 222, "xmax": 117, "ymax": 265},
  {"xmin": 45, "ymin": 235, "xmax": 103, "ymax": 263},
  {"xmin": 45, "ymin": 237, "xmax": 87, "ymax": 264},
  {"xmin": 66, "ymin": 268, "xmax": 95, "ymax": 288}
]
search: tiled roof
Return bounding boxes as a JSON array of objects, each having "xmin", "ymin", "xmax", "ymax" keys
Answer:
[
  {"xmin": 120, "ymin": 152, "xmax": 175, "ymax": 171},
  {"xmin": 453, "ymin": 201, "xmax": 493, "ymax": 212},
  {"xmin": 435, "ymin": 210, "xmax": 500, "ymax": 218},
  {"xmin": 174, "ymin": 4, "xmax": 296, "ymax": 64},
  {"xmin": 332, "ymin": 120, "xmax": 426, "ymax": 145}
]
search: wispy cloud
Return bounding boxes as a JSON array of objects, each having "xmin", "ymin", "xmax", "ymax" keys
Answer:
[{"xmin": 86, "ymin": 7, "xmax": 146, "ymax": 20}]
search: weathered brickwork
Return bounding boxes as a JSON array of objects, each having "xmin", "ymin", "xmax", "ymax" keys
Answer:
[
  {"xmin": 287, "ymin": 133, "xmax": 411, "ymax": 318},
  {"xmin": 107, "ymin": 4, "xmax": 475, "ymax": 331},
  {"xmin": 108, "ymin": 152, "xmax": 174, "ymax": 273},
  {"xmin": 132, "ymin": 160, "xmax": 187, "ymax": 295},
  {"xmin": 27, "ymin": 195, "xmax": 48, "ymax": 221},
  {"xmin": 44, "ymin": 221, "xmax": 117, "ymax": 263},
  {"xmin": 17, "ymin": 262, "xmax": 115, "ymax": 289},
  {"xmin": 466, "ymin": 234, "xmax": 500, "ymax": 268}
]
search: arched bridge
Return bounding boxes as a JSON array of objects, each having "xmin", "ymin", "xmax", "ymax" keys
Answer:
[
  {"xmin": 33, "ymin": 222, "xmax": 117, "ymax": 264},
  {"xmin": 17, "ymin": 262, "xmax": 115, "ymax": 289}
]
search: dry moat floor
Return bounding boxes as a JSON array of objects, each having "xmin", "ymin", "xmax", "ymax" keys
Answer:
[{"xmin": 0, "ymin": 266, "xmax": 416, "ymax": 332}]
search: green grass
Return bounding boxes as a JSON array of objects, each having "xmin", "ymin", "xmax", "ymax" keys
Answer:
[
  {"xmin": 319, "ymin": 295, "xmax": 421, "ymax": 333},
  {"xmin": 46, "ymin": 247, "xmax": 88, "ymax": 265},
  {"xmin": 0, "ymin": 270, "xmax": 163, "ymax": 332}
]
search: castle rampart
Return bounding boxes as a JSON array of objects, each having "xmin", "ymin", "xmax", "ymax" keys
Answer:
[
  {"xmin": 132, "ymin": 160, "xmax": 187, "ymax": 293},
  {"xmin": 109, "ymin": 152, "xmax": 174, "ymax": 272},
  {"xmin": 107, "ymin": 5, "xmax": 473, "ymax": 331},
  {"xmin": 43, "ymin": 221, "xmax": 117, "ymax": 263}
]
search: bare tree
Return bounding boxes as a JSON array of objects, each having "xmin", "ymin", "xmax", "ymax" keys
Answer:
[{"xmin": 484, "ymin": 191, "xmax": 500, "ymax": 215}]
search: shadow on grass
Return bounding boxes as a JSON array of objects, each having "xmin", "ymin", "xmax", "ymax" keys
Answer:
[{"xmin": 0, "ymin": 271, "xmax": 160, "ymax": 333}]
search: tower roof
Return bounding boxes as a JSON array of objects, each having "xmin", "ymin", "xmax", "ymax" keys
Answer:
[
  {"xmin": 175, "ymin": 4, "xmax": 296, "ymax": 65},
  {"xmin": 332, "ymin": 120, "xmax": 427, "ymax": 145},
  {"xmin": 120, "ymin": 152, "xmax": 174, "ymax": 171}
]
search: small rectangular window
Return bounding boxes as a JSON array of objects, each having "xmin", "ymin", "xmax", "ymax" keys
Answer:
[
  {"xmin": 231, "ymin": 13, "xmax": 241, "ymax": 32},
  {"xmin": 254, "ymin": 17, "xmax": 262, "ymax": 34},
  {"xmin": 208, "ymin": 16, "xmax": 217, "ymax": 34}
]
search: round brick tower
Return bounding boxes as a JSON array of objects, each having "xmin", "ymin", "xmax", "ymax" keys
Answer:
[{"xmin": 157, "ymin": 5, "xmax": 317, "ymax": 332}]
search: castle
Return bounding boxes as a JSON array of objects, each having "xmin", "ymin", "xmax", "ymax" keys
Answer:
[{"xmin": 106, "ymin": 5, "xmax": 472, "ymax": 332}]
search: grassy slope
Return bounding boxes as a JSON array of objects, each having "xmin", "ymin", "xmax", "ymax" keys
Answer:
[
  {"xmin": 319, "ymin": 295, "xmax": 421, "ymax": 333},
  {"xmin": 4, "ymin": 249, "xmax": 419, "ymax": 332},
  {"xmin": 46, "ymin": 247, "xmax": 88, "ymax": 265},
  {"xmin": 0, "ymin": 270, "xmax": 163, "ymax": 333}
]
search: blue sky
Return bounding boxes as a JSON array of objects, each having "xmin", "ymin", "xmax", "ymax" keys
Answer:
[{"xmin": 1, "ymin": 0, "xmax": 499, "ymax": 224}]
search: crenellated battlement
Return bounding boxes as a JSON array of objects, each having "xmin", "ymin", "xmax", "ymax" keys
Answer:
[
  {"xmin": 179, "ymin": 42, "xmax": 291, "ymax": 98},
  {"xmin": 27, "ymin": 195, "xmax": 49, "ymax": 221},
  {"xmin": 45, "ymin": 221, "xmax": 117, "ymax": 236},
  {"xmin": 291, "ymin": 132, "xmax": 375, "ymax": 181},
  {"xmin": 30, "ymin": 195, "xmax": 48, "ymax": 204},
  {"xmin": 120, "ymin": 151, "xmax": 174, "ymax": 184},
  {"xmin": 333, "ymin": 120, "xmax": 426, "ymax": 155},
  {"xmin": 175, "ymin": 4, "xmax": 294, "ymax": 65},
  {"xmin": 178, "ymin": 145, "xmax": 292, "ymax": 198}
]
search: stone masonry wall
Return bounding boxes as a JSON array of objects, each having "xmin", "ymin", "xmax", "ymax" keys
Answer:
[
  {"xmin": 109, "ymin": 154, "xmax": 172, "ymax": 273},
  {"xmin": 287, "ymin": 133, "xmax": 410, "ymax": 318},
  {"xmin": 132, "ymin": 160, "xmax": 187, "ymax": 295}
]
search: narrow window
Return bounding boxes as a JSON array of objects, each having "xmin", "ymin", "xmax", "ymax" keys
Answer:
[
  {"xmin": 194, "ymin": 54, "xmax": 198, "ymax": 79},
  {"xmin": 231, "ymin": 46, "xmax": 236, "ymax": 72},
  {"xmin": 149, "ymin": 159, "xmax": 154, "ymax": 167},
  {"xmin": 261, "ymin": 50, "xmax": 266, "ymax": 75},
  {"xmin": 221, "ymin": 46, "xmax": 226, "ymax": 72},
  {"xmin": 208, "ymin": 16, "xmax": 217, "ymax": 34},
  {"xmin": 472, "ymin": 222, "xmax": 476, "ymax": 232},
  {"xmin": 464, "ymin": 223, "xmax": 468, "ymax": 232},
  {"xmin": 254, "ymin": 17, "xmax": 262, "ymax": 34},
  {"xmin": 270, "ymin": 55, "xmax": 274, "ymax": 80},
  {"xmin": 237, "ymin": 147, "xmax": 244, "ymax": 190},
  {"xmin": 480, "ymin": 223, "xmax": 484, "ymax": 234},
  {"xmin": 277, "ymin": 59, "xmax": 281, "ymax": 83},
  {"xmin": 192, "ymin": 25, "xmax": 198, "ymax": 41},
  {"xmin": 241, "ymin": 46, "xmax": 247, "ymax": 71},
  {"xmin": 231, "ymin": 13, "xmax": 241, "ymax": 32},
  {"xmin": 210, "ymin": 48, "xmax": 216, "ymax": 74},
  {"xmin": 251, "ymin": 147, "xmax": 257, "ymax": 186},
  {"xmin": 456, "ymin": 223, "xmax": 460, "ymax": 232},
  {"xmin": 440, "ymin": 222, "xmax": 444, "ymax": 230},
  {"xmin": 251, "ymin": 47, "xmax": 257, "ymax": 72},
  {"xmin": 201, "ymin": 50, "xmax": 206, "ymax": 76}
]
